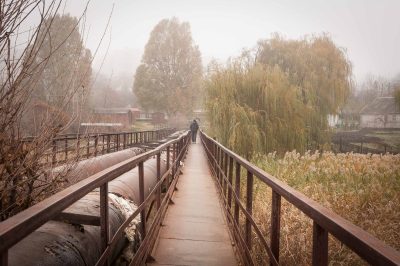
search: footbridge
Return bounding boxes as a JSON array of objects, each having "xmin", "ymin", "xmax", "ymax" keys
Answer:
[{"xmin": 0, "ymin": 130, "xmax": 399, "ymax": 265}]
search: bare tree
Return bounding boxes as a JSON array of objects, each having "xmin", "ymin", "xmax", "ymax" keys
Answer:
[{"xmin": 0, "ymin": 0, "xmax": 93, "ymax": 220}]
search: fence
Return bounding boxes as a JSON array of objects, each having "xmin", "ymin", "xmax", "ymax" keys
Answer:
[
  {"xmin": 21, "ymin": 128, "xmax": 175, "ymax": 165},
  {"xmin": 200, "ymin": 131, "xmax": 400, "ymax": 265},
  {"xmin": 0, "ymin": 131, "xmax": 190, "ymax": 266}
]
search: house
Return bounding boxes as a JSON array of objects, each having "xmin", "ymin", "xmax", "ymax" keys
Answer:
[
  {"xmin": 359, "ymin": 97, "xmax": 400, "ymax": 128},
  {"xmin": 87, "ymin": 107, "xmax": 167, "ymax": 131},
  {"xmin": 92, "ymin": 108, "xmax": 135, "ymax": 128}
]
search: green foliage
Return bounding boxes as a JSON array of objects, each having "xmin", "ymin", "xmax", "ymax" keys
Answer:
[
  {"xmin": 206, "ymin": 34, "xmax": 352, "ymax": 157},
  {"xmin": 133, "ymin": 18, "xmax": 202, "ymax": 116}
]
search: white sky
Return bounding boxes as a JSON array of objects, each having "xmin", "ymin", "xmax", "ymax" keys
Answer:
[{"xmin": 63, "ymin": 0, "xmax": 400, "ymax": 83}]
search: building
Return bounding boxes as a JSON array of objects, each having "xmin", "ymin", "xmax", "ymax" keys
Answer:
[
  {"xmin": 360, "ymin": 97, "xmax": 400, "ymax": 128},
  {"xmin": 86, "ymin": 108, "xmax": 167, "ymax": 131},
  {"xmin": 93, "ymin": 108, "xmax": 135, "ymax": 128}
]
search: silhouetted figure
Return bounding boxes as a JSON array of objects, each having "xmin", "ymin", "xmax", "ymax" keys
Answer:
[{"xmin": 190, "ymin": 119, "xmax": 199, "ymax": 143}]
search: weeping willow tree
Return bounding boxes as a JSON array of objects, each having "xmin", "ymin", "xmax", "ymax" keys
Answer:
[{"xmin": 206, "ymin": 34, "xmax": 352, "ymax": 158}]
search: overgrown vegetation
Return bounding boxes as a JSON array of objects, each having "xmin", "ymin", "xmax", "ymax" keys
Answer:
[
  {"xmin": 205, "ymin": 34, "xmax": 352, "ymax": 158},
  {"xmin": 0, "ymin": 1, "xmax": 92, "ymax": 220},
  {"xmin": 251, "ymin": 151, "xmax": 400, "ymax": 265}
]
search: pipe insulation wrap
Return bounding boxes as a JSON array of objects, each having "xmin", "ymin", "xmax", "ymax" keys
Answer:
[{"xmin": 9, "ymin": 154, "xmax": 168, "ymax": 266}]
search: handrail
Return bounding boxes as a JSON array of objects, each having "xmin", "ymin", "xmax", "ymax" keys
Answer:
[
  {"xmin": 21, "ymin": 128, "xmax": 176, "ymax": 165},
  {"xmin": 200, "ymin": 131, "xmax": 400, "ymax": 266},
  {"xmin": 0, "ymin": 131, "xmax": 190, "ymax": 266}
]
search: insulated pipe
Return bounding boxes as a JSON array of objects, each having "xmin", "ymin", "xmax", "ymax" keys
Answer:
[
  {"xmin": 7, "ymin": 132, "xmax": 185, "ymax": 266},
  {"xmin": 9, "ymin": 157, "xmax": 168, "ymax": 266}
]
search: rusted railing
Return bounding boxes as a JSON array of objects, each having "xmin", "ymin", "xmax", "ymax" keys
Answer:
[
  {"xmin": 0, "ymin": 131, "xmax": 190, "ymax": 266},
  {"xmin": 200, "ymin": 131, "xmax": 400, "ymax": 266},
  {"xmin": 21, "ymin": 128, "xmax": 175, "ymax": 165}
]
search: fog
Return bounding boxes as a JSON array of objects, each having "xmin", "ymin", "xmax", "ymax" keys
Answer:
[{"xmin": 64, "ymin": 0, "xmax": 400, "ymax": 84}]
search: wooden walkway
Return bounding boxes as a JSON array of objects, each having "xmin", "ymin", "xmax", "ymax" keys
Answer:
[{"xmin": 149, "ymin": 141, "xmax": 237, "ymax": 265}]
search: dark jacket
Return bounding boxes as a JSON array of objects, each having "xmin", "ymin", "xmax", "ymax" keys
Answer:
[{"xmin": 190, "ymin": 121, "xmax": 199, "ymax": 132}]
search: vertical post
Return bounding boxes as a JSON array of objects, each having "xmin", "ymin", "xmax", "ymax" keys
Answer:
[
  {"xmin": 1, "ymin": 250, "xmax": 8, "ymax": 266},
  {"xmin": 77, "ymin": 135, "xmax": 80, "ymax": 158},
  {"xmin": 138, "ymin": 161, "xmax": 146, "ymax": 238},
  {"xmin": 156, "ymin": 152, "xmax": 161, "ymax": 211},
  {"xmin": 224, "ymin": 153, "xmax": 228, "ymax": 199},
  {"xmin": 102, "ymin": 135, "xmax": 105, "ymax": 154},
  {"xmin": 107, "ymin": 135, "xmax": 111, "ymax": 153},
  {"xmin": 234, "ymin": 162, "xmax": 241, "ymax": 225},
  {"xmin": 245, "ymin": 170, "xmax": 253, "ymax": 249},
  {"xmin": 116, "ymin": 134, "xmax": 120, "ymax": 151},
  {"xmin": 52, "ymin": 139, "xmax": 56, "ymax": 165},
  {"xmin": 94, "ymin": 135, "xmax": 98, "ymax": 157},
  {"xmin": 228, "ymin": 157, "xmax": 233, "ymax": 210},
  {"xmin": 172, "ymin": 143, "xmax": 176, "ymax": 178},
  {"xmin": 123, "ymin": 133, "xmax": 126, "ymax": 149},
  {"xmin": 64, "ymin": 137, "xmax": 68, "ymax": 161},
  {"xmin": 215, "ymin": 145, "xmax": 221, "ymax": 183},
  {"xmin": 166, "ymin": 146, "xmax": 170, "ymax": 185},
  {"xmin": 86, "ymin": 136, "xmax": 90, "ymax": 158},
  {"xmin": 360, "ymin": 141, "xmax": 363, "ymax": 153},
  {"xmin": 312, "ymin": 222, "xmax": 328, "ymax": 266},
  {"xmin": 100, "ymin": 183, "xmax": 109, "ymax": 261},
  {"xmin": 270, "ymin": 191, "xmax": 281, "ymax": 265}
]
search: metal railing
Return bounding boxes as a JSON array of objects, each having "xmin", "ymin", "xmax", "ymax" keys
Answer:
[
  {"xmin": 0, "ymin": 131, "xmax": 190, "ymax": 266},
  {"xmin": 200, "ymin": 131, "xmax": 400, "ymax": 265},
  {"xmin": 21, "ymin": 128, "xmax": 175, "ymax": 165}
]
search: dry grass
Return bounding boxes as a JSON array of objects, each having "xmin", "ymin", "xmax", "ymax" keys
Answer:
[{"xmin": 249, "ymin": 151, "xmax": 400, "ymax": 265}]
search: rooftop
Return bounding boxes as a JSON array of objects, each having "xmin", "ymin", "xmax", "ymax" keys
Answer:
[{"xmin": 360, "ymin": 97, "xmax": 400, "ymax": 115}]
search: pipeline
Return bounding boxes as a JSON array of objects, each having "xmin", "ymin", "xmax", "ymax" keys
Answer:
[{"xmin": 7, "ymin": 133, "xmax": 182, "ymax": 266}]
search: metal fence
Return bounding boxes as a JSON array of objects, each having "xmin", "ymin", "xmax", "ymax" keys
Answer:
[
  {"xmin": 0, "ymin": 131, "xmax": 190, "ymax": 266},
  {"xmin": 21, "ymin": 128, "xmax": 175, "ymax": 165},
  {"xmin": 200, "ymin": 131, "xmax": 400, "ymax": 265}
]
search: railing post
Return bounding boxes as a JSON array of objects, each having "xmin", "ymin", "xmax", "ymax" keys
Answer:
[
  {"xmin": 94, "ymin": 135, "xmax": 98, "ymax": 157},
  {"xmin": 271, "ymin": 191, "xmax": 281, "ymax": 265},
  {"xmin": 1, "ymin": 250, "xmax": 8, "ymax": 266},
  {"xmin": 102, "ymin": 135, "xmax": 105, "ymax": 154},
  {"xmin": 228, "ymin": 157, "xmax": 233, "ymax": 210},
  {"xmin": 100, "ymin": 183, "xmax": 109, "ymax": 264},
  {"xmin": 224, "ymin": 153, "xmax": 228, "ymax": 199},
  {"xmin": 77, "ymin": 135, "xmax": 80, "ymax": 158},
  {"xmin": 116, "ymin": 134, "xmax": 120, "ymax": 151},
  {"xmin": 156, "ymin": 152, "xmax": 161, "ymax": 211},
  {"xmin": 52, "ymin": 139, "xmax": 56, "ymax": 165},
  {"xmin": 138, "ymin": 161, "xmax": 146, "ymax": 238},
  {"xmin": 234, "ymin": 162, "xmax": 240, "ymax": 225},
  {"xmin": 86, "ymin": 136, "xmax": 90, "ymax": 158},
  {"xmin": 123, "ymin": 133, "xmax": 126, "ymax": 149},
  {"xmin": 107, "ymin": 134, "xmax": 111, "ymax": 153},
  {"xmin": 64, "ymin": 137, "xmax": 68, "ymax": 161},
  {"xmin": 166, "ymin": 146, "xmax": 170, "ymax": 185},
  {"xmin": 246, "ymin": 170, "xmax": 253, "ymax": 249},
  {"xmin": 312, "ymin": 222, "xmax": 328, "ymax": 266},
  {"xmin": 216, "ymin": 146, "xmax": 220, "ymax": 184},
  {"xmin": 172, "ymin": 143, "xmax": 176, "ymax": 178}
]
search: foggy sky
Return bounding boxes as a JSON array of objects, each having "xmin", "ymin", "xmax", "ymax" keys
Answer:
[{"xmin": 64, "ymin": 0, "xmax": 400, "ymax": 85}]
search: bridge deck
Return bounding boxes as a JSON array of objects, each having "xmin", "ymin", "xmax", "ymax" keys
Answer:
[{"xmin": 149, "ymin": 141, "xmax": 237, "ymax": 265}]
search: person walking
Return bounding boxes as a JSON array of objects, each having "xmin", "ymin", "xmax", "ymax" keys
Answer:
[{"xmin": 190, "ymin": 119, "xmax": 199, "ymax": 143}]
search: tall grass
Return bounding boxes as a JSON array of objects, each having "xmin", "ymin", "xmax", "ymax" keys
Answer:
[{"xmin": 250, "ymin": 151, "xmax": 400, "ymax": 265}]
